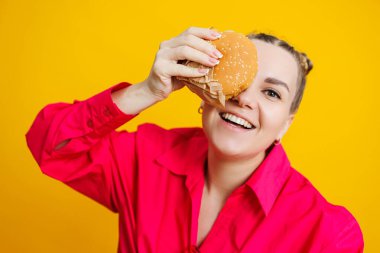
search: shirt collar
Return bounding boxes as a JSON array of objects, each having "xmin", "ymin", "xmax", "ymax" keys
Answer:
[
  {"xmin": 244, "ymin": 144, "xmax": 291, "ymax": 216},
  {"xmin": 154, "ymin": 128, "xmax": 208, "ymax": 193},
  {"xmin": 155, "ymin": 128, "xmax": 291, "ymax": 216}
]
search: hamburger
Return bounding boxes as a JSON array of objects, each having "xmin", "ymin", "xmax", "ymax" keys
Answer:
[{"xmin": 176, "ymin": 29, "xmax": 258, "ymax": 108}]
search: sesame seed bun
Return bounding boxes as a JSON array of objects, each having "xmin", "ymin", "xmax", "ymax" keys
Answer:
[{"xmin": 176, "ymin": 29, "xmax": 258, "ymax": 108}]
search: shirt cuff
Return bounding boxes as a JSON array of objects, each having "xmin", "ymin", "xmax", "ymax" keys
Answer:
[{"xmin": 85, "ymin": 82, "xmax": 139, "ymax": 137}]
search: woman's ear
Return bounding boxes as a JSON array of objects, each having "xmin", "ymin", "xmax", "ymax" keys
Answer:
[{"xmin": 276, "ymin": 114, "xmax": 295, "ymax": 140}]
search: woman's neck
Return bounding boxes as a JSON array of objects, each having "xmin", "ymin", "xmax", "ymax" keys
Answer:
[{"xmin": 204, "ymin": 147, "xmax": 266, "ymax": 199}]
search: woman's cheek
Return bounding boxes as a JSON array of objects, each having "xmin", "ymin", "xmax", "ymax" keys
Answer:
[{"xmin": 260, "ymin": 106, "xmax": 283, "ymax": 135}]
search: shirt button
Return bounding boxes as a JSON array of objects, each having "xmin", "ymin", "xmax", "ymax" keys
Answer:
[{"xmin": 87, "ymin": 119, "xmax": 94, "ymax": 128}]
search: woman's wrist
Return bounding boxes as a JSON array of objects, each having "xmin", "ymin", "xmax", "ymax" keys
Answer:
[{"xmin": 111, "ymin": 80, "xmax": 162, "ymax": 115}]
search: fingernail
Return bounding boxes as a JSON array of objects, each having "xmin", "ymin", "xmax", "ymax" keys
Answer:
[
  {"xmin": 209, "ymin": 57, "xmax": 220, "ymax": 64},
  {"xmin": 213, "ymin": 50, "xmax": 223, "ymax": 58},
  {"xmin": 199, "ymin": 68, "xmax": 209, "ymax": 74},
  {"xmin": 211, "ymin": 31, "xmax": 222, "ymax": 38}
]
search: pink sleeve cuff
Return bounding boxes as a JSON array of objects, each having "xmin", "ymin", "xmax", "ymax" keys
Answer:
[{"xmin": 85, "ymin": 82, "xmax": 139, "ymax": 137}]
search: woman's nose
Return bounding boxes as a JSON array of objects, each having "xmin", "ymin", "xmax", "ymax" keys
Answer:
[{"xmin": 235, "ymin": 90, "xmax": 256, "ymax": 110}]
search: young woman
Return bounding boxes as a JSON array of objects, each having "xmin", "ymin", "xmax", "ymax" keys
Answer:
[{"xmin": 26, "ymin": 27, "xmax": 364, "ymax": 252}]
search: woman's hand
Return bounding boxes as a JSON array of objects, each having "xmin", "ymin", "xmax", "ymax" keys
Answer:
[
  {"xmin": 112, "ymin": 27, "xmax": 223, "ymax": 115},
  {"xmin": 144, "ymin": 26, "xmax": 224, "ymax": 101}
]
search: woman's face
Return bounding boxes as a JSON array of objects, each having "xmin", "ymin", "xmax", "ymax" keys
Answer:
[{"xmin": 202, "ymin": 39, "xmax": 299, "ymax": 159}]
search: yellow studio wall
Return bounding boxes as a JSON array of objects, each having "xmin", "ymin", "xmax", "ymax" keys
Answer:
[{"xmin": 1, "ymin": 0, "xmax": 378, "ymax": 252}]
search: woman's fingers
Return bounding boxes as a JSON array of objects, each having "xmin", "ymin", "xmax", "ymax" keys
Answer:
[
  {"xmin": 163, "ymin": 45, "xmax": 220, "ymax": 68},
  {"xmin": 164, "ymin": 27, "xmax": 221, "ymax": 45},
  {"xmin": 185, "ymin": 26, "xmax": 221, "ymax": 39},
  {"xmin": 168, "ymin": 62, "xmax": 210, "ymax": 77},
  {"xmin": 161, "ymin": 33, "xmax": 223, "ymax": 59},
  {"xmin": 142, "ymin": 26, "xmax": 223, "ymax": 100},
  {"xmin": 160, "ymin": 27, "xmax": 223, "ymax": 58},
  {"xmin": 151, "ymin": 58, "xmax": 209, "ymax": 86}
]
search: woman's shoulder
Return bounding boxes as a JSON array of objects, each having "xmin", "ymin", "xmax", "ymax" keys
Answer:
[
  {"xmin": 283, "ymin": 167, "xmax": 364, "ymax": 249},
  {"xmin": 110, "ymin": 123, "xmax": 206, "ymax": 157},
  {"xmin": 286, "ymin": 168, "xmax": 357, "ymax": 220},
  {"xmin": 120, "ymin": 123, "xmax": 206, "ymax": 151},
  {"xmin": 114, "ymin": 122, "xmax": 204, "ymax": 140},
  {"xmin": 136, "ymin": 122, "xmax": 204, "ymax": 138}
]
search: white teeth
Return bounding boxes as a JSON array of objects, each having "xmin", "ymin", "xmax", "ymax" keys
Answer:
[{"xmin": 221, "ymin": 113, "xmax": 254, "ymax": 129}]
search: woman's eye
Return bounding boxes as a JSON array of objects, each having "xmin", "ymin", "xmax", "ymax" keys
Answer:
[{"xmin": 264, "ymin": 89, "xmax": 281, "ymax": 99}]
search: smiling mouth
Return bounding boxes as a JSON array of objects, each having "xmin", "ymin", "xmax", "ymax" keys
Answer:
[{"xmin": 219, "ymin": 112, "xmax": 256, "ymax": 130}]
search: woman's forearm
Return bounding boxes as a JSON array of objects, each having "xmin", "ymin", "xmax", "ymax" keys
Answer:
[{"xmin": 111, "ymin": 80, "xmax": 162, "ymax": 115}]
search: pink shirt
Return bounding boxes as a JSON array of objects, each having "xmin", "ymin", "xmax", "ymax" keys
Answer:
[{"xmin": 26, "ymin": 82, "xmax": 364, "ymax": 252}]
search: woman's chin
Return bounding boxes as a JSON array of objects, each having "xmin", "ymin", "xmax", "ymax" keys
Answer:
[
  {"xmin": 206, "ymin": 131, "xmax": 271, "ymax": 160},
  {"xmin": 209, "ymin": 137, "xmax": 251, "ymax": 158}
]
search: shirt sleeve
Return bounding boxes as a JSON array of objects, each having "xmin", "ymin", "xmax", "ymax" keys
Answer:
[
  {"xmin": 25, "ymin": 82, "xmax": 138, "ymax": 212},
  {"xmin": 321, "ymin": 214, "xmax": 364, "ymax": 253}
]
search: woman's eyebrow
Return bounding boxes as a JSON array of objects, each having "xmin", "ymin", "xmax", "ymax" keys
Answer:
[{"xmin": 264, "ymin": 77, "xmax": 290, "ymax": 93}]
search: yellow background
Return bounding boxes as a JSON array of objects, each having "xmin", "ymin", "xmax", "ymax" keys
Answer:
[{"xmin": 1, "ymin": 0, "xmax": 378, "ymax": 252}]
